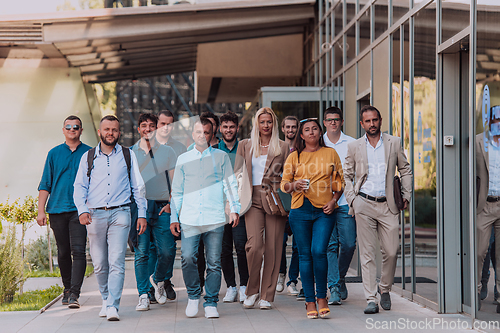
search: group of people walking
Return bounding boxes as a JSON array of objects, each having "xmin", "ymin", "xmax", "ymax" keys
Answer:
[{"xmin": 37, "ymin": 104, "xmax": 413, "ymax": 321}]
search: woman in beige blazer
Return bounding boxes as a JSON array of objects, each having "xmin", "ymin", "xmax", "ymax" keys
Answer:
[{"xmin": 236, "ymin": 107, "xmax": 289, "ymax": 309}]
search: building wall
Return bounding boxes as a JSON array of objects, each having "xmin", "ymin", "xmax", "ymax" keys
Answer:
[{"xmin": 0, "ymin": 68, "xmax": 99, "ymax": 203}]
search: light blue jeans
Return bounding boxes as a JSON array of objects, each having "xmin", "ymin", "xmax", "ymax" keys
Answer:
[
  {"xmin": 327, "ymin": 204, "xmax": 357, "ymax": 289},
  {"xmin": 87, "ymin": 206, "xmax": 131, "ymax": 311},
  {"xmin": 181, "ymin": 224, "xmax": 224, "ymax": 307}
]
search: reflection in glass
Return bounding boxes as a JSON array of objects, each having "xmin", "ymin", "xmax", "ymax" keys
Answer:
[
  {"xmin": 441, "ymin": 0, "xmax": 470, "ymax": 43},
  {"xmin": 374, "ymin": 0, "xmax": 389, "ymax": 40},
  {"xmin": 345, "ymin": 25, "xmax": 356, "ymax": 64},
  {"xmin": 359, "ymin": 8, "xmax": 371, "ymax": 54},
  {"xmin": 346, "ymin": 1, "xmax": 356, "ymax": 25},
  {"xmin": 393, "ymin": 0, "xmax": 409, "ymax": 24},
  {"xmin": 476, "ymin": 3, "xmax": 500, "ymax": 320},
  {"xmin": 414, "ymin": 1, "xmax": 437, "ymax": 304}
]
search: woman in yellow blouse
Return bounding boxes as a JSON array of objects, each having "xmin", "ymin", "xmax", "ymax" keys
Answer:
[{"xmin": 281, "ymin": 118, "xmax": 344, "ymax": 319}]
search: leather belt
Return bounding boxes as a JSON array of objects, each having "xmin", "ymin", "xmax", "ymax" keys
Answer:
[
  {"xmin": 359, "ymin": 192, "xmax": 387, "ymax": 202},
  {"xmin": 487, "ymin": 196, "xmax": 500, "ymax": 203},
  {"xmin": 94, "ymin": 204, "xmax": 129, "ymax": 211}
]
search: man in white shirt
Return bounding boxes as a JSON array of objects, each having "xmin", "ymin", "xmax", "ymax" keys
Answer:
[
  {"xmin": 344, "ymin": 105, "xmax": 412, "ymax": 314},
  {"xmin": 322, "ymin": 107, "xmax": 356, "ymax": 305},
  {"xmin": 170, "ymin": 117, "xmax": 240, "ymax": 319}
]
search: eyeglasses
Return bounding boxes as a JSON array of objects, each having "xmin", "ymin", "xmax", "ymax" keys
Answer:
[
  {"xmin": 300, "ymin": 117, "xmax": 318, "ymax": 123},
  {"xmin": 64, "ymin": 124, "xmax": 81, "ymax": 130},
  {"xmin": 325, "ymin": 118, "xmax": 341, "ymax": 123}
]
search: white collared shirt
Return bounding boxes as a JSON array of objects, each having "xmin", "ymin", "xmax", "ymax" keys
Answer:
[
  {"xmin": 488, "ymin": 137, "xmax": 500, "ymax": 196},
  {"xmin": 360, "ymin": 134, "xmax": 386, "ymax": 197},
  {"xmin": 323, "ymin": 131, "xmax": 355, "ymax": 206}
]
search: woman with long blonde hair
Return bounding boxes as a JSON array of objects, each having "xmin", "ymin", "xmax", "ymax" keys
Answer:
[{"xmin": 235, "ymin": 107, "xmax": 290, "ymax": 309}]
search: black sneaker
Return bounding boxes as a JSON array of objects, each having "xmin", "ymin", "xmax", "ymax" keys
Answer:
[
  {"xmin": 296, "ymin": 289, "xmax": 305, "ymax": 301},
  {"xmin": 62, "ymin": 290, "xmax": 70, "ymax": 305},
  {"xmin": 164, "ymin": 279, "xmax": 176, "ymax": 301},
  {"xmin": 68, "ymin": 294, "xmax": 80, "ymax": 309},
  {"xmin": 148, "ymin": 287, "xmax": 158, "ymax": 304}
]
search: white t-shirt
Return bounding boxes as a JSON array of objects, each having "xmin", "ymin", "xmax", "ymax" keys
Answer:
[
  {"xmin": 323, "ymin": 131, "xmax": 355, "ymax": 206},
  {"xmin": 252, "ymin": 154, "xmax": 268, "ymax": 186}
]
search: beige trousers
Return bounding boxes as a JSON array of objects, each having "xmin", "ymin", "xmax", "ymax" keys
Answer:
[
  {"xmin": 244, "ymin": 186, "xmax": 286, "ymax": 302},
  {"xmin": 476, "ymin": 201, "xmax": 500, "ymax": 294},
  {"xmin": 353, "ymin": 195, "xmax": 399, "ymax": 303}
]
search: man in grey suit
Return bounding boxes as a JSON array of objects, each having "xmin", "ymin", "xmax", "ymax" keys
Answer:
[
  {"xmin": 344, "ymin": 105, "xmax": 413, "ymax": 314},
  {"xmin": 476, "ymin": 105, "xmax": 500, "ymax": 313}
]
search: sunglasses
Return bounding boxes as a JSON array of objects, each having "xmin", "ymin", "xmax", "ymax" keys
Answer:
[
  {"xmin": 300, "ymin": 117, "xmax": 318, "ymax": 123},
  {"xmin": 65, "ymin": 124, "xmax": 81, "ymax": 130}
]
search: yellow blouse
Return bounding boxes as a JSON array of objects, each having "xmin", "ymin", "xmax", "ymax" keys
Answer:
[{"xmin": 280, "ymin": 147, "xmax": 344, "ymax": 209}]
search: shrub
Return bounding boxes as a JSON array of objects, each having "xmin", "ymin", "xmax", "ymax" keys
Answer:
[
  {"xmin": 0, "ymin": 285, "xmax": 63, "ymax": 311},
  {"xmin": 25, "ymin": 234, "xmax": 57, "ymax": 272},
  {"xmin": 0, "ymin": 226, "xmax": 25, "ymax": 304}
]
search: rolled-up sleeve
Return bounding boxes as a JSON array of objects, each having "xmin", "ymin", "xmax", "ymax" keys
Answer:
[
  {"xmin": 38, "ymin": 152, "xmax": 53, "ymax": 192},
  {"xmin": 129, "ymin": 150, "xmax": 147, "ymax": 219},
  {"xmin": 170, "ymin": 159, "xmax": 185, "ymax": 224},
  {"xmin": 73, "ymin": 152, "xmax": 90, "ymax": 216}
]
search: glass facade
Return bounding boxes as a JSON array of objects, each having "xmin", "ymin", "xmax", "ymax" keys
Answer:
[{"xmin": 305, "ymin": 0, "xmax": 500, "ymax": 320}]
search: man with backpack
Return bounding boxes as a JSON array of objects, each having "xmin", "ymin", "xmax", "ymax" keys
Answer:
[
  {"xmin": 130, "ymin": 113, "xmax": 177, "ymax": 311},
  {"xmin": 73, "ymin": 115, "xmax": 147, "ymax": 321}
]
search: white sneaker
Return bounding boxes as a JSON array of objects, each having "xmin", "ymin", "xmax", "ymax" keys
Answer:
[
  {"xmin": 99, "ymin": 300, "xmax": 107, "ymax": 317},
  {"xmin": 150, "ymin": 275, "xmax": 167, "ymax": 305},
  {"xmin": 106, "ymin": 306, "xmax": 120, "ymax": 321},
  {"xmin": 223, "ymin": 286, "xmax": 238, "ymax": 303},
  {"xmin": 239, "ymin": 286, "xmax": 247, "ymax": 303},
  {"xmin": 135, "ymin": 294, "xmax": 150, "ymax": 311},
  {"xmin": 185, "ymin": 299, "xmax": 199, "ymax": 318},
  {"xmin": 276, "ymin": 273, "xmax": 285, "ymax": 292},
  {"xmin": 204, "ymin": 306, "xmax": 219, "ymax": 319},
  {"xmin": 243, "ymin": 293, "xmax": 259, "ymax": 308},
  {"xmin": 258, "ymin": 299, "xmax": 272, "ymax": 310},
  {"xmin": 287, "ymin": 282, "xmax": 299, "ymax": 295}
]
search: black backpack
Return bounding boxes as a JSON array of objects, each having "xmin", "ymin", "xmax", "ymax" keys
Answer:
[{"xmin": 86, "ymin": 145, "xmax": 131, "ymax": 183}]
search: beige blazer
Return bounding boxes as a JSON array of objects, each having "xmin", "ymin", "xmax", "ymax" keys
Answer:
[
  {"xmin": 235, "ymin": 139, "xmax": 290, "ymax": 216},
  {"xmin": 344, "ymin": 133, "xmax": 413, "ymax": 215},
  {"xmin": 477, "ymin": 134, "xmax": 489, "ymax": 213}
]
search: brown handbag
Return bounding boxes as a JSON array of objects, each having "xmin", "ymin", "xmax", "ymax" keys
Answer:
[
  {"xmin": 331, "ymin": 170, "xmax": 343, "ymax": 192},
  {"xmin": 393, "ymin": 175, "xmax": 405, "ymax": 210},
  {"xmin": 261, "ymin": 177, "xmax": 288, "ymax": 217}
]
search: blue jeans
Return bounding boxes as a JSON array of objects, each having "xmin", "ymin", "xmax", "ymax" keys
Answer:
[
  {"xmin": 134, "ymin": 201, "xmax": 176, "ymax": 296},
  {"xmin": 289, "ymin": 198, "xmax": 336, "ymax": 302},
  {"xmin": 327, "ymin": 204, "xmax": 357, "ymax": 289},
  {"xmin": 181, "ymin": 224, "xmax": 224, "ymax": 307},
  {"xmin": 279, "ymin": 222, "xmax": 299, "ymax": 285},
  {"xmin": 87, "ymin": 206, "xmax": 131, "ymax": 311}
]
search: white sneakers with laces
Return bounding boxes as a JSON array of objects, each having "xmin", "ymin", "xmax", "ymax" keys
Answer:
[
  {"xmin": 186, "ymin": 299, "xmax": 199, "ymax": 317},
  {"xmin": 287, "ymin": 282, "xmax": 299, "ymax": 295},
  {"xmin": 243, "ymin": 293, "xmax": 259, "ymax": 308},
  {"xmin": 99, "ymin": 300, "xmax": 107, "ymax": 317},
  {"xmin": 204, "ymin": 306, "xmax": 219, "ymax": 319},
  {"xmin": 106, "ymin": 306, "xmax": 120, "ymax": 321},
  {"xmin": 258, "ymin": 299, "xmax": 272, "ymax": 310},
  {"xmin": 135, "ymin": 294, "xmax": 150, "ymax": 311},
  {"xmin": 150, "ymin": 274, "xmax": 167, "ymax": 305},
  {"xmin": 239, "ymin": 286, "xmax": 247, "ymax": 303},
  {"xmin": 223, "ymin": 286, "xmax": 238, "ymax": 302},
  {"xmin": 276, "ymin": 273, "xmax": 285, "ymax": 292}
]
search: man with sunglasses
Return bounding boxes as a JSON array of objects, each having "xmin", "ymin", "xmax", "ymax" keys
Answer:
[
  {"xmin": 37, "ymin": 115, "xmax": 91, "ymax": 309},
  {"xmin": 322, "ymin": 107, "xmax": 356, "ymax": 305}
]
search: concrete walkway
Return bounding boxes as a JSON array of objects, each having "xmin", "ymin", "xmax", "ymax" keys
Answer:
[{"xmin": 1, "ymin": 266, "xmax": 484, "ymax": 333}]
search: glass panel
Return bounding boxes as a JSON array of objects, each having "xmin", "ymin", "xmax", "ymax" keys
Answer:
[
  {"xmin": 392, "ymin": 28, "xmax": 401, "ymax": 137},
  {"xmin": 374, "ymin": 0, "xmax": 389, "ymax": 40},
  {"xmin": 359, "ymin": 8, "xmax": 371, "ymax": 54},
  {"xmin": 476, "ymin": 1, "xmax": 500, "ymax": 322},
  {"xmin": 345, "ymin": 25, "xmax": 356, "ymax": 64},
  {"xmin": 334, "ymin": 0, "xmax": 343, "ymax": 37},
  {"xmin": 373, "ymin": 37, "xmax": 390, "ymax": 134},
  {"xmin": 346, "ymin": 0, "xmax": 356, "ymax": 25},
  {"xmin": 392, "ymin": 0, "xmax": 409, "ymax": 24},
  {"xmin": 345, "ymin": 68, "xmax": 357, "ymax": 137},
  {"xmin": 358, "ymin": 54, "xmax": 371, "ymax": 95},
  {"xmin": 414, "ymin": 1, "xmax": 437, "ymax": 304},
  {"xmin": 441, "ymin": 0, "xmax": 470, "ymax": 43}
]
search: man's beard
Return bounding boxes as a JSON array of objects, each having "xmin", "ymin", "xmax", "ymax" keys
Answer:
[
  {"xmin": 101, "ymin": 133, "xmax": 120, "ymax": 147},
  {"xmin": 222, "ymin": 132, "xmax": 237, "ymax": 143},
  {"xmin": 286, "ymin": 133, "xmax": 296, "ymax": 141}
]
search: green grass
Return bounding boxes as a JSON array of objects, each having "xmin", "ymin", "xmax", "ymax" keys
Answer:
[
  {"xmin": 0, "ymin": 285, "xmax": 63, "ymax": 311},
  {"xmin": 26, "ymin": 265, "xmax": 94, "ymax": 278}
]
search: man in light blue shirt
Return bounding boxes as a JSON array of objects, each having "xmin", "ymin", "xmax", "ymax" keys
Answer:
[
  {"xmin": 323, "ymin": 107, "xmax": 356, "ymax": 305},
  {"xmin": 74, "ymin": 115, "xmax": 147, "ymax": 321},
  {"xmin": 170, "ymin": 117, "xmax": 240, "ymax": 319}
]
